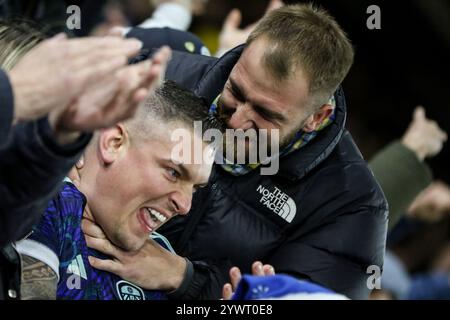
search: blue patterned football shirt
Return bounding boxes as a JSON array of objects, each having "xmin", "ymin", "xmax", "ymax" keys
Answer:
[{"xmin": 16, "ymin": 182, "xmax": 171, "ymax": 300}]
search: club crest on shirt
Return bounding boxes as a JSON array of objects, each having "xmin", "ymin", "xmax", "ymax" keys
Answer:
[{"xmin": 116, "ymin": 280, "xmax": 145, "ymax": 300}]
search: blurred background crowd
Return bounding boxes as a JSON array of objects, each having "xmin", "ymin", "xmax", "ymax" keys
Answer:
[{"xmin": 1, "ymin": 0, "xmax": 449, "ymax": 299}]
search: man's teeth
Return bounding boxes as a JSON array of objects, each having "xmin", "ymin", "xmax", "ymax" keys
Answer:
[{"xmin": 146, "ymin": 208, "xmax": 167, "ymax": 223}]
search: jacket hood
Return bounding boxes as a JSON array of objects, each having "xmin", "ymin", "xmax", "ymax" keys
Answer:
[{"xmin": 277, "ymin": 86, "xmax": 347, "ymax": 181}]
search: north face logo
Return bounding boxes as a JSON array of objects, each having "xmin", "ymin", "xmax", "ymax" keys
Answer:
[{"xmin": 256, "ymin": 185, "xmax": 297, "ymax": 223}]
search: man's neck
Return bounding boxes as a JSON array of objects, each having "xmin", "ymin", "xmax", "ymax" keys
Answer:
[{"xmin": 66, "ymin": 176, "xmax": 96, "ymax": 224}]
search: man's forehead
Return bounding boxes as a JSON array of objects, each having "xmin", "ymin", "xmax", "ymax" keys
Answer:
[
  {"xmin": 231, "ymin": 49, "xmax": 310, "ymax": 114},
  {"xmin": 229, "ymin": 65, "xmax": 289, "ymax": 116},
  {"xmin": 170, "ymin": 133, "xmax": 215, "ymax": 178},
  {"xmin": 193, "ymin": 163, "xmax": 212, "ymax": 183},
  {"xmin": 180, "ymin": 161, "xmax": 212, "ymax": 184}
]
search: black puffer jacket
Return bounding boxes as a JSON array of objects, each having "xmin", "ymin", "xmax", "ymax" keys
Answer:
[{"xmin": 154, "ymin": 45, "xmax": 388, "ymax": 300}]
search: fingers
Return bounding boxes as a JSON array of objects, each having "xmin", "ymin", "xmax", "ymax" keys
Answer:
[
  {"xmin": 409, "ymin": 105, "xmax": 447, "ymax": 143},
  {"xmin": 67, "ymin": 56, "xmax": 156, "ymax": 131},
  {"xmin": 223, "ymin": 9, "xmax": 242, "ymax": 32},
  {"xmin": 99, "ymin": 65, "xmax": 145, "ymax": 122},
  {"xmin": 121, "ymin": 46, "xmax": 171, "ymax": 107},
  {"xmin": 67, "ymin": 156, "xmax": 83, "ymax": 187},
  {"xmin": 252, "ymin": 261, "xmax": 275, "ymax": 276},
  {"xmin": 108, "ymin": 26, "xmax": 126, "ymax": 37},
  {"xmin": 433, "ymin": 119, "xmax": 448, "ymax": 141},
  {"xmin": 152, "ymin": 46, "xmax": 172, "ymax": 65},
  {"xmin": 413, "ymin": 106, "xmax": 426, "ymax": 122},
  {"xmin": 88, "ymin": 256, "xmax": 121, "ymax": 274},
  {"xmin": 229, "ymin": 266, "xmax": 242, "ymax": 290},
  {"xmin": 132, "ymin": 88, "xmax": 150, "ymax": 105},
  {"xmin": 67, "ymin": 168, "xmax": 81, "ymax": 188},
  {"xmin": 62, "ymin": 76, "xmax": 120, "ymax": 130},
  {"xmin": 81, "ymin": 218, "xmax": 107, "ymax": 239},
  {"xmin": 143, "ymin": 64, "xmax": 164, "ymax": 94},
  {"xmin": 85, "ymin": 234, "xmax": 120, "ymax": 258},
  {"xmin": 65, "ymin": 38, "xmax": 143, "ymax": 92},
  {"xmin": 252, "ymin": 261, "xmax": 264, "ymax": 276},
  {"xmin": 415, "ymin": 106, "xmax": 448, "ymax": 141},
  {"xmin": 226, "ymin": 262, "xmax": 274, "ymax": 300},
  {"xmin": 145, "ymin": 46, "xmax": 171, "ymax": 89},
  {"xmin": 42, "ymin": 42, "xmax": 170, "ymax": 132},
  {"xmin": 51, "ymin": 32, "xmax": 68, "ymax": 41},
  {"xmin": 266, "ymin": 0, "xmax": 284, "ymax": 13},
  {"xmin": 64, "ymin": 37, "xmax": 140, "ymax": 59},
  {"xmin": 263, "ymin": 264, "xmax": 275, "ymax": 275},
  {"xmin": 146, "ymin": 62, "xmax": 165, "ymax": 90},
  {"xmin": 152, "ymin": 46, "xmax": 172, "ymax": 71},
  {"xmin": 70, "ymin": 55, "xmax": 127, "ymax": 93},
  {"xmin": 222, "ymin": 283, "xmax": 233, "ymax": 300},
  {"xmin": 84, "ymin": 64, "xmax": 140, "ymax": 126},
  {"xmin": 76, "ymin": 156, "xmax": 84, "ymax": 170},
  {"xmin": 435, "ymin": 126, "xmax": 448, "ymax": 142},
  {"xmin": 117, "ymin": 61, "xmax": 148, "ymax": 91}
]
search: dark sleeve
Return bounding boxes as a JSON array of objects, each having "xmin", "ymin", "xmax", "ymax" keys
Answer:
[
  {"xmin": 369, "ymin": 141, "xmax": 432, "ymax": 231},
  {"xmin": 169, "ymin": 204, "xmax": 388, "ymax": 301},
  {"xmin": 167, "ymin": 258, "xmax": 232, "ymax": 300},
  {"xmin": 0, "ymin": 69, "xmax": 14, "ymax": 147},
  {"xmin": 0, "ymin": 117, "xmax": 91, "ymax": 246}
]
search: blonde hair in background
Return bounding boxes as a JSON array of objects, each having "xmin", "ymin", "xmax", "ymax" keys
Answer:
[{"xmin": 0, "ymin": 19, "xmax": 45, "ymax": 71}]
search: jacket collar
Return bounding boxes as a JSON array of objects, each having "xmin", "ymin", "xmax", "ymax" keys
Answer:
[
  {"xmin": 276, "ymin": 86, "xmax": 346, "ymax": 181},
  {"xmin": 193, "ymin": 45, "xmax": 245, "ymax": 103}
]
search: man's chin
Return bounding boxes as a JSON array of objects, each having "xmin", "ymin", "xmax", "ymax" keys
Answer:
[{"xmin": 113, "ymin": 232, "xmax": 147, "ymax": 253}]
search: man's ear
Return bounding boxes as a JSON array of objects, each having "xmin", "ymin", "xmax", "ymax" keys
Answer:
[
  {"xmin": 98, "ymin": 124, "xmax": 129, "ymax": 165},
  {"xmin": 303, "ymin": 104, "xmax": 334, "ymax": 133}
]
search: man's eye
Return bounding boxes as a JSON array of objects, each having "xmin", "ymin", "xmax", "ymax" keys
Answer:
[
  {"xmin": 167, "ymin": 168, "xmax": 180, "ymax": 179},
  {"xmin": 221, "ymin": 104, "xmax": 235, "ymax": 116},
  {"xmin": 257, "ymin": 110, "xmax": 273, "ymax": 122},
  {"xmin": 228, "ymin": 86, "xmax": 243, "ymax": 102}
]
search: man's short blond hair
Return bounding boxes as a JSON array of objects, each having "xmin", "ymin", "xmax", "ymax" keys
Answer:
[{"xmin": 247, "ymin": 4, "xmax": 354, "ymax": 108}]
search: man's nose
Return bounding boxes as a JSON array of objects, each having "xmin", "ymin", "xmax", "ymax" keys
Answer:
[
  {"xmin": 227, "ymin": 103, "xmax": 255, "ymax": 130},
  {"xmin": 169, "ymin": 189, "xmax": 192, "ymax": 216}
]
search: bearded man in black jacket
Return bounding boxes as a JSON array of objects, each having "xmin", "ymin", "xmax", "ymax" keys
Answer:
[{"xmin": 86, "ymin": 4, "xmax": 388, "ymax": 300}]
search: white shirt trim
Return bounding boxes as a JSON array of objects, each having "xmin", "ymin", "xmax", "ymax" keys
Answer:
[{"xmin": 122, "ymin": 2, "xmax": 192, "ymax": 35}]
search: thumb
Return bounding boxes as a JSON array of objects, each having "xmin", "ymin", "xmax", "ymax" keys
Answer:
[
  {"xmin": 51, "ymin": 32, "xmax": 68, "ymax": 41},
  {"xmin": 76, "ymin": 155, "xmax": 85, "ymax": 170},
  {"xmin": 223, "ymin": 9, "xmax": 242, "ymax": 31},
  {"xmin": 266, "ymin": 0, "xmax": 284, "ymax": 14},
  {"xmin": 222, "ymin": 283, "xmax": 233, "ymax": 300},
  {"xmin": 413, "ymin": 106, "xmax": 426, "ymax": 121},
  {"xmin": 107, "ymin": 26, "xmax": 126, "ymax": 38}
]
